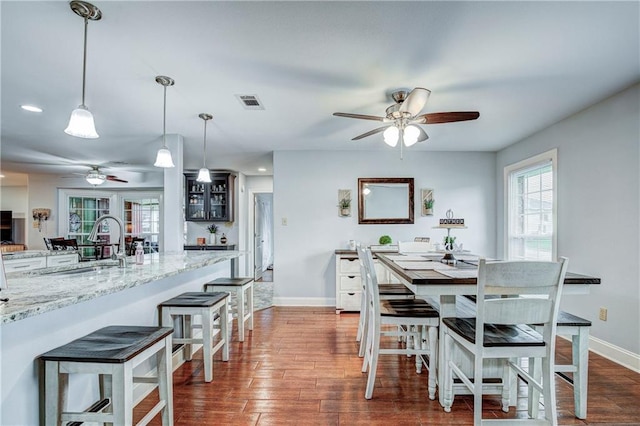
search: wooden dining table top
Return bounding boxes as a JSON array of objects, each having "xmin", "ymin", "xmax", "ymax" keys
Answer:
[{"xmin": 375, "ymin": 253, "xmax": 601, "ymax": 286}]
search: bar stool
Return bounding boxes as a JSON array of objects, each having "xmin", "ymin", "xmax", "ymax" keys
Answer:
[
  {"xmin": 40, "ymin": 325, "xmax": 173, "ymax": 426},
  {"xmin": 159, "ymin": 292, "xmax": 230, "ymax": 382},
  {"xmin": 203, "ymin": 277, "xmax": 254, "ymax": 342}
]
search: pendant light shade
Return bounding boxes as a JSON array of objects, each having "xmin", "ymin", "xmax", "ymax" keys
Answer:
[
  {"xmin": 65, "ymin": 105, "xmax": 99, "ymax": 139},
  {"xmin": 196, "ymin": 113, "xmax": 213, "ymax": 183},
  {"xmin": 65, "ymin": 1, "xmax": 101, "ymax": 139},
  {"xmin": 154, "ymin": 76, "xmax": 175, "ymax": 168},
  {"xmin": 85, "ymin": 169, "xmax": 106, "ymax": 185}
]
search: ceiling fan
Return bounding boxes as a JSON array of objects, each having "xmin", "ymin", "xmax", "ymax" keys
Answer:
[
  {"xmin": 333, "ymin": 87, "xmax": 479, "ymax": 155},
  {"xmin": 67, "ymin": 165, "xmax": 129, "ymax": 185}
]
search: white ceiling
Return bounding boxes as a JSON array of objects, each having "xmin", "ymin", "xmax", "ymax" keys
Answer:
[{"xmin": 1, "ymin": 1, "xmax": 638, "ymax": 181}]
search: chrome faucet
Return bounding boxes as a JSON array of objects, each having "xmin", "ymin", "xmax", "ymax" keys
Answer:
[{"xmin": 88, "ymin": 214, "xmax": 127, "ymax": 268}]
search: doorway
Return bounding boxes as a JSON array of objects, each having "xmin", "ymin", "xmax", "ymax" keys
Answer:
[{"xmin": 253, "ymin": 193, "xmax": 273, "ymax": 282}]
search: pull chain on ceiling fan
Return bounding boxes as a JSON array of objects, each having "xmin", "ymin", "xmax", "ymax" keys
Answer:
[{"xmin": 333, "ymin": 87, "xmax": 479, "ymax": 158}]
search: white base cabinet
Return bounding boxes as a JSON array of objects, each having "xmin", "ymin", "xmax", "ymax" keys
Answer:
[{"xmin": 335, "ymin": 251, "xmax": 392, "ymax": 314}]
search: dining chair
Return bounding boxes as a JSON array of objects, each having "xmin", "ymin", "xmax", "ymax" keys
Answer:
[
  {"xmin": 398, "ymin": 240, "xmax": 432, "ymax": 253},
  {"xmin": 441, "ymin": 257, "xmax": 569, "ymax": 425},
  {"xmin": 355, "ymin": 242, "xmax": 415, "ymax": 358},
  {"xmin": 359, "ymin": 245, "xmax": 440, "ymax": 400}
]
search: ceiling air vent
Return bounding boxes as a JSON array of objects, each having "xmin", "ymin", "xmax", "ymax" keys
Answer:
[{"xmin": 235, "ymin": 94, "xmax": 264, "ymax": 110}]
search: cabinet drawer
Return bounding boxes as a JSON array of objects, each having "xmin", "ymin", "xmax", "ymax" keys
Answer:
[
  {"xmin": 4, "ymin": 257, "xmax": 47, "ymax": 272},
  {"xmin": 338, "ymin": 291, "xmax": 362, "ymax": 312},
  {"xmin": 339, "ymin": 257, "xmax": 360, "ymax": 273},
  {"xmin": 339, "ymin": 275, "xmax": 361, "ymax": 291},
  {"xmin": 47, "ymin": 254, "xmax": 79, "ymax": 267}
]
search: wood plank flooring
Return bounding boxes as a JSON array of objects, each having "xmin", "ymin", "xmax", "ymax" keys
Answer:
[{"xmin": 135, "ymin": 307, "xmax": 640, "ymax": 425}]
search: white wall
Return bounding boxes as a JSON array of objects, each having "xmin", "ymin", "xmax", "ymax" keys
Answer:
[
  {"xmin": 0, "ymin": 186, "xmax": 28, "ymax": 217},
  {"xmin": 273, "ymin": 150, "xmax": 496, "ymax": 305},
  {"xmin": 496, "ymin": 83, "xmax": 640, "ymax": 364}
]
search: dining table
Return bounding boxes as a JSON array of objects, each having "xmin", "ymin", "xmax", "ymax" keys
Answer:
[
  {"xmin": 375, "ymin": 252, "xmax": 601, "ymax": 407},
  {"xmin": 77, "ymin": 242, "xmax": 120, "ymax": 260}
]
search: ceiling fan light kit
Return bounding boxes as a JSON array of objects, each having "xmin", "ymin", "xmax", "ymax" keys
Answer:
[
  {"xmin": 64, "ymin": 1, "xmax": 101, "ymax": 139},
  {"xmin": 154, "ymin": 76, "xmax": 176, "ymax": 168},
  {"xmin": 333, "ymin": 87, "xmax": 479, "ymax": 157},
  {"xmin": 85, "ymin": 169, "xmax": 106, "ymax": 185},
  {"xmin": 196, "ymin": 113, "xmax": 213, "ymax": 183}
]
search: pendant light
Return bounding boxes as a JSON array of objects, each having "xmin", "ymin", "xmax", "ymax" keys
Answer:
[
  {"xmin": 64, "ymin": 1, "xmax": 101, "ymax": 139},
  {"xmin": 196, "ymin": 113, "xmax": 213, "ymax": 183},
  {"xmin": 154, "ymin": 76, "xmax": 176, "ymax": 168}
]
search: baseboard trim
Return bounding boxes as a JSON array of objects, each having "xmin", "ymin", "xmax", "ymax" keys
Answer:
[
  {"xmin": 273, "ymin": 297, "xmax": 334, "ymax": 307},
  {"xmin": 587, "ymin": 335, "xmax": 640, "ymax": 373}
]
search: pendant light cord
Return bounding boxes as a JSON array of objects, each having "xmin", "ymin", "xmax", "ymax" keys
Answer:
[
  {"xmin": 202, "ymin": 119, "xmax": 208, "ymax": 168},
  {"xmin": 81, "ymin": 17, "xmax": 88, "ymax": 107},
  {"xmin": 162, "ymin": 85, "xmax": 167, "ymax": 148}
]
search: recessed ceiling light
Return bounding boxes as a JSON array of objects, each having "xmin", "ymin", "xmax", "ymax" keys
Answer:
[
  {"xmin": 21, "ymin": 105, "xmax": 43, "ymax": 113},
  {"xmin": 258, "ymin": 167, "xmax": 267, "ymax": 172}
]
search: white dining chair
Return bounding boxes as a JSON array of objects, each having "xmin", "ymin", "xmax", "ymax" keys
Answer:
[
  {"xmin": 355, "ymin": 242, "xmax": 414, "ymax": 358},
  {"xmin": 441, "ymin": 257, "xmax": 568, "ymax": 425},
  {"xmin": 359, "ymin": 245, "xmax": 440, "ymax": 400}
]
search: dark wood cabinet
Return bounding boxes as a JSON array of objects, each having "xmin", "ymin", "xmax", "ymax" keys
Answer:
[{"xmin": 184, "ymin": 172, "xmax": 235, "ymax": 222}]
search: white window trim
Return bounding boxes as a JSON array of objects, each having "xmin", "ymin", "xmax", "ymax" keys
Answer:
[{"xmin": 503, "ymin": 148, "xmax": 558, "ymax": 260}]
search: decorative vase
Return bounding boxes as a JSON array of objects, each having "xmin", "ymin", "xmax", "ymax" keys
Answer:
[
  {"xmin": 209, "ymin": 234, "xmax": 216, "ymax": 245},
  {"xmin": 424, "ymin": 208, "xmax": 433, "ymax": 215},
  {"xmin": 340, "ymin": 208, "xmax": 350, "ymax": 217}
]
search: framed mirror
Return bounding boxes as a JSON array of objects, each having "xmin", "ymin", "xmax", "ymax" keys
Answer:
[{"xmin": 358, "ymin": 178, "xmax": 414, "ymax": 224}]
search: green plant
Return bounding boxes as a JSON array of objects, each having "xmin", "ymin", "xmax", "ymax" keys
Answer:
[
  {"xmin": 423, "ymin": 198, "xmax": 434, "ymax": 209},
  {"xmin": 443, "ymin": 235, "xmax": 456, "ymax": 249},
  {"xmin": 338, "ymin": 197, "xmax": 351, "ymax": 209},
  {"xmin": 207, "ymin": 224, "xmax": 218, "ymax": 234},
  {"xmin": 379, "ymin": 235, "xmax": 392, "ymax": 245}
]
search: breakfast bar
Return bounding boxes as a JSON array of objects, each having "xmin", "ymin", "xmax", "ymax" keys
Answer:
[{"xmin": 0, "ymin": 250, "xmax": 241, "ymax": 426}]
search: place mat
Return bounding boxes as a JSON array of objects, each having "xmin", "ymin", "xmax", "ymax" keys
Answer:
[
  {"xmin": 394, "ymin": 261, "xmax": 454, "ymax": 270},
  {"xmin": 437, "ymin": 270, "xmax": 478, "ymax": 279},
  {"xmin": 384, "ymin": 254, "xmax": 430, "ymax": 261}
]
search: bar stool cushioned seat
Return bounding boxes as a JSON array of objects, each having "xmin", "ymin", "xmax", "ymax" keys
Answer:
[
  {"xmin": 40, "ymin": 325, "xmax": 173, "ymax": 426},
  {"xmin": 203, "ymin": 277, "xmax": 254, "ymax": 342},
  {"xmin": 159, "ymin": 292, "xmax": 230, "ymax": 383}
]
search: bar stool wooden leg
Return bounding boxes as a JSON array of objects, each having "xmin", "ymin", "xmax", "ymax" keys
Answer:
[
  {"xmin": 202, "ymin": 307, "xmax": 213, "ymax": 382},
  {"xmin": 237, "ymin": 287, "xmax": 246, "ymax": 341},
  {"xmin": 248, "ymin": 283, "xmax": 254, "ymax": 331},
  {"xmin": 221, "ymin": 300, "xmax": 230, "ymax": 361},
  {"xmin": 157, "ymin": 336, "xmax": 173, "ymax": 426},
  {"xmin": 573, "ymin": 327, "xmax": 589, "ymax": 419}
]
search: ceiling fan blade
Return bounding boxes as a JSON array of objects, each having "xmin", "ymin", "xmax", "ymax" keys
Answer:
[
  {"xmin": 418, "ymin": 111, "xmax": 480, "ymax": 124},
  {"xmin": 333, "ymin": 112, "xmax": 385, "ymax": 122},
  {"xmin": 399, "ymin": 87, "xmax": 431, "ymax": 117},
  {"xmin": 106, "ymin": 175, "xmax": 128, "ymax": 183},
  {"xmin": 351, "ymin": 126, "xmax": 391, "ymax": 141}
]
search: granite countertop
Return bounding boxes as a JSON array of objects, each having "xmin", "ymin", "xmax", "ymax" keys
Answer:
[
  {"xmin": 0, "ymin": 250, "xmax": 240, "ymax": 324},
  {"xmin": 1, "ymin": 250, "xmax": 78, "ymax": 260}
]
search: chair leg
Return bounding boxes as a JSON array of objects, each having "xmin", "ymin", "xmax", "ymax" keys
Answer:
[
  {"xmin": 237, "ymin": 287, "xmax": 246, "ymax": 342},
  {"xmin": 573, "ymin": 329, "xmax": 589, "ymax": 419},
  {"xmin": 528, "ymin": 356, "xmax": 542, "ymax": 418},
  {"xmin": 364, "ymin": 326, "xmax": 381, "ymax": 399},
  {"xmin": 473, "ymin": 351, "xmax": 483, "ymax": 424},
  {"xmin": 247, "ymin": 283, "xmax": 254, "ymax": 331},
  {"xmin": 202, "ymin": 311, "xmax": 213, "ymax": 382},
  {"xmin": 157, "ymin": 337, "xmax": 173, "ymax": 425},
  {"xmin": 501, "ymin": 359, "xmax": 511, "ymax": 412},
  {"xmin": 357, "ymin": 305, "xmax": 368, "ymax": 358},
  {"xmin": 542, "ymin": 356, "xmax": 558, "ymax": 426}
]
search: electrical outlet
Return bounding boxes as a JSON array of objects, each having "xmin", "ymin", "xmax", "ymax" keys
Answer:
[
  {"xmin": 281, "ymin": 217, "xmax": 287, "ymax": 226},
  {"xmin": 599, "ymin": 307, "xmax": 608, "ymax": 321}
]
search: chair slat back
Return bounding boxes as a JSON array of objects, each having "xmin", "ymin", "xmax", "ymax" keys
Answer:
[
  {"xmin": 398, "ymin": 241, "xmax": 432, "ymax": 253},
  {"xmin": 476, "ymin": 257, "xmax": 568, "ymax": 344}
]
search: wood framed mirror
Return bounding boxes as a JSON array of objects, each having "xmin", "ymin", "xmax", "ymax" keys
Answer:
[{"xmin": 358, "ymin": 178, "xmax": 414, "ymax": 224}]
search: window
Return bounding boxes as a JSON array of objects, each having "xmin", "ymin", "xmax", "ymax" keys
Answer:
[
  {"xmin": 122, "ymin": 195, "xmax": 161, "ymax": 253},
  {"xmin": 66, "ymin": 193, "xmax": 115, "ymax": 259},
  {"xmin": 505, "ymin": 149, "xmax": 557, "ymax": 261}
]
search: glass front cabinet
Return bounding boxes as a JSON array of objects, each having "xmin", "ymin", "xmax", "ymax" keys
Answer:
[{"xmin": 184, "ymin": 172, "xmax": 235, "ymax": 222}]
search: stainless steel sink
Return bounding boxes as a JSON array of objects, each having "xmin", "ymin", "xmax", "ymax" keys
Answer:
[{"xmin": 41, "ymin": 264, "xmax": 120, "ymax": 276}]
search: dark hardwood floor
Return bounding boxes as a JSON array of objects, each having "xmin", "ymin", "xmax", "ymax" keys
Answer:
[{"xmin": 136, "ymin": 307, "xmax": 640, "ymax": 425}]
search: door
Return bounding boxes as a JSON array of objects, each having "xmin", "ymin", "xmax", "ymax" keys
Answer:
[{"xmin": 254, "ymin": 195, "xmax": 265, "ymax": 280}]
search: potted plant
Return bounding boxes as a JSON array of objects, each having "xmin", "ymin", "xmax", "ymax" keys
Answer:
[
  {"xmin": 443, "ymin": 235, "xmax": 456, "ymax": 251},
  {"xmin": 379, "ymin": 235, "xmax": 392, "ymax": 245},
  {"xmin": 423, "ymin": 197, "xmax": 434, "ymax": 215},
  {"xmin": 338, "ymin": 197, "xmax": 351, "ymax": 217},
  {"xmin": 207, "ymin": 224, "xmax": 218, "ymax": 245}
]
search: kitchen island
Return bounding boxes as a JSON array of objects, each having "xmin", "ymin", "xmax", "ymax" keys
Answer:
[{"xmin": 0, "ymin": 250, "xmax": 241, "ymax": 425}]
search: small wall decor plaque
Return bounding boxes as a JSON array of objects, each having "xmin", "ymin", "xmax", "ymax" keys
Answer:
[
  {"xmin": 421, "ymin": 189, "xmax": 434, "ymax": 216},
  {"xmin": 338, "ymin": 189, "xmax": 352, "ymax": 217}
]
